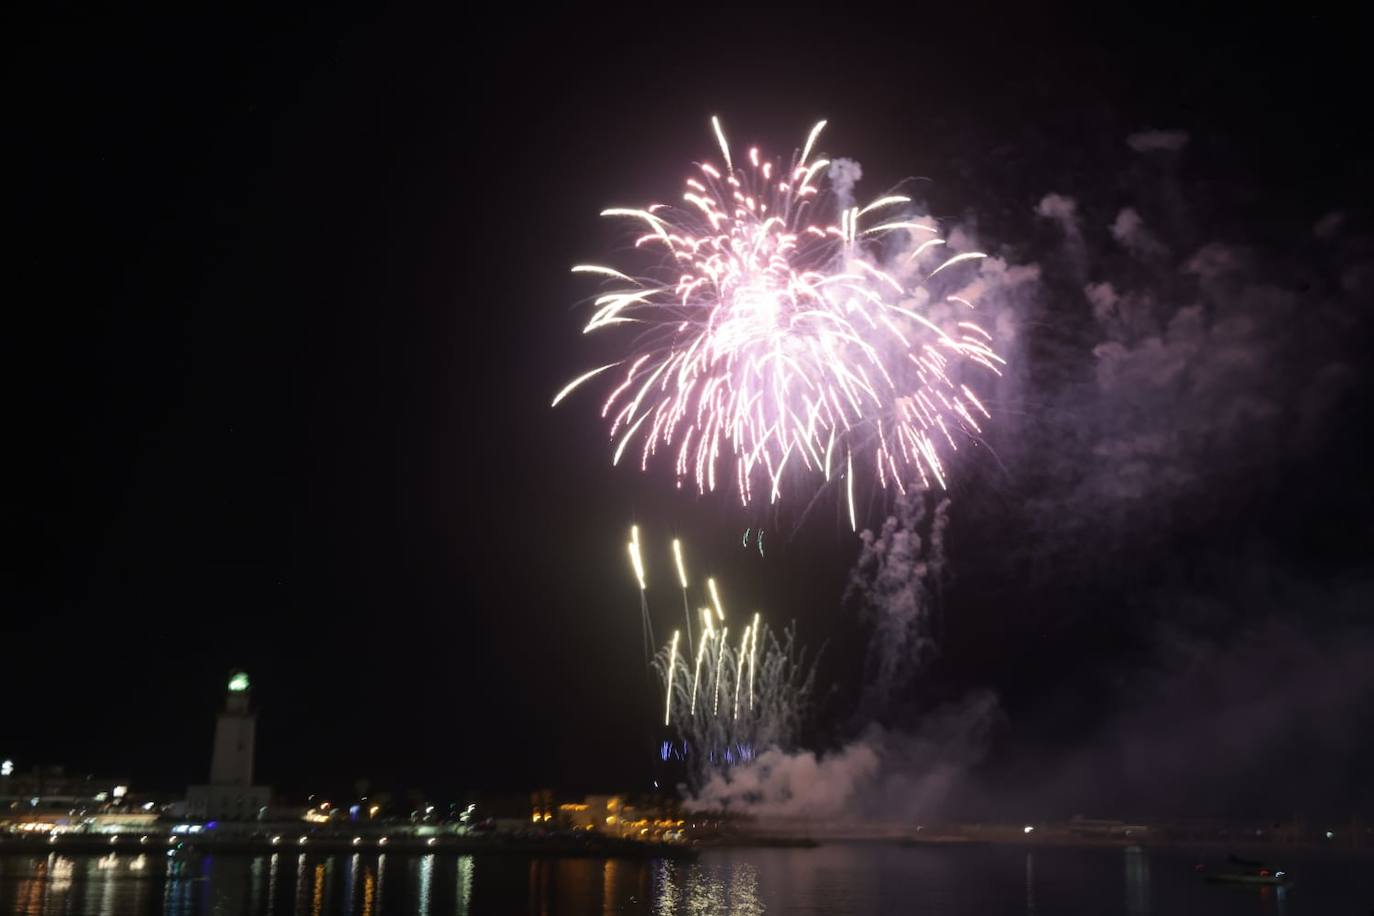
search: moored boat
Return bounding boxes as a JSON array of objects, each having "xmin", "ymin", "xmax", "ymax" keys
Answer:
[{"xmin": 1196, "ymin": 854, "xmax": 1290, "ymax": 887}]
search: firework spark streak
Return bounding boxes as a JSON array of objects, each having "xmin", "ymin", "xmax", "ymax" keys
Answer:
[
  {"xmin": 707, "ymin": 577, "xmax": 725, "ymax": 621},
  {"xmin": 690, "ymin": 629, "xmax": 712, "ymax": 716},
  {"xmin": 748, "ymin": 611, "xmax": 760, "ymax": 708},
  {"xmin": 628, "ymin": 527, "xmax": 654, "ymax": 664},
  {"xmin": 663, "ymin": 630, "xmax": 680, "ymax": 726},
  {"xmin": 672, "ymin": 538, "xmax": 693, "ymax": 654},
  {"xmin": 713, "ymin": 627, "xmax": 728, "ymax": 717},
  {"xmin": 733, "ymin": 624, "xmax": 750, "ymax": 720},
  {"xmin": 557, "ymin": 118, "xmax": 1001, "ymax": 511}
]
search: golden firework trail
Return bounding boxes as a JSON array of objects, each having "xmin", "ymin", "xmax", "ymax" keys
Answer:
[
  {"xmin": 733, "ymin": 624, "xmax": 750, "ymax": 720},
  {"xmin": 713, "ymin": 626, "xmax": 728, "ymax": 717},
  {"xmin": 663, "ymin": 630, "xmax": 680, "ymax": 726},
  {"xmin": 690, "ymin": 629, "xmax": 713, "ymax": 716}
]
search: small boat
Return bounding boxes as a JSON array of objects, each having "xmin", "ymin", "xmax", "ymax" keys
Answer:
[
  {"xmin": 1196, "ymin": 854, "xmax": 1290, "ymax": 887},
  {"xmin": 897, "ymin": 836, "xmax": 987, "ymax": 848},
  {"xmin": 1204, "ymin": 871, "xmax": 1290, "ymax": 886}
]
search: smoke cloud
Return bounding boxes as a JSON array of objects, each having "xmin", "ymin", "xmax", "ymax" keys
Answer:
[
  {"xmin": 1035, "ymin": 192, "xmax": 1080, "ymax": 237},
  {"xmin": 690, "ymin": 691, "xmax": 1001, "ymax": 822},
  {"xmin": 1125, "ymin": 129, "xmax": 1189, "ymax": 152},
  {"xmin": 1314, "ymin": 210, "xmax": 1344, "ymax": 239},
  {"xmin": 846, "ymin": 493, "xmax": 948, "ymax": 717},
  {"xmin": 690, "ymin": 123, "xmax": 1370, "ymax": 821},
  {"xmin": 827, "ymin": 158, "xmax": 863, "ymax": 211},
  {"xmin": 1109, "ymin": 207, "xmax": 1167, "ymax": 259}
]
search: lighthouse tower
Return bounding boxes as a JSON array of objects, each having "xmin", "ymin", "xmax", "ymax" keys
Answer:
[
  {"xmin": 187, "ymin": 670, "xmax": 271, "ymax": 820},
  {"xmin": 210, "ymin": 670, "xmax": 256, "ymax": 786}
]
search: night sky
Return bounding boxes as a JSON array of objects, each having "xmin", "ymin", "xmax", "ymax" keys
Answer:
[{"xmin": 8, "ymin": 9, "xmax": 1372, "ymax": 818}]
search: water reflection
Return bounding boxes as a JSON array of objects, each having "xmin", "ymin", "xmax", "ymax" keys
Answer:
[
  {"xmin": 99, "ymin": 854, "xmax": 123, "ymax": 916},
  {"xmin": 267, "ymin": 853, "xmax": 280, "ymax": 916},
  {"xmin": 360, "ymin": 860, "xmax": 375, "ymax": 916},
  {"xmin": 344, "ymin": 854, "xmax": 358, "ymax": 916},
  {"xmin": 249, "ymin": 856, "xmax": 264, "ymax": 915},
  {"xmin": 652, "ymin": 859, "xmax": 763, "ymax": 915},
  {"xmin": 1255, "ymin": 882, "xmax": 1290, "ymax": 916},
  {"xmin": 416, "ymin": 853, "xmax": 434, "ymax": 916},
  {"xmin": 3, "ymin": 844, "xmax": 1359, "ymax": 915},
  {"xmin": 164, "ymin": 853, "xmax": 194, "ymax": 916},
  {"xmin": 313, "ymin": 859, "xmax": 330, "ymax": 916},
  {"xmin": 1124, "ymin": 846, "xmax": 1150, "ymax": 916},
  {"xmin": 203, "ymin": 855, "xmax": 254, "ymax": 915},
  {"xmin": 528, "ymin": 859, "xmax": 547, "ymax": 916},
  {"xmin": 292, "ymin": 853, "xmax": 308, "ymax": 915},
  {"xmin": 454, "ymin": 856, "xmax": 473, "ymax": 916},
  {"xmin": 602, "ymin": 859, "xmax": 616, "ymax": 916}
]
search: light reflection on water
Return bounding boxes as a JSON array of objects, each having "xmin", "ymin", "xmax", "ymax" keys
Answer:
[
  {"xmin": 0, "ymin": 844, "xmax": 1362, "ymax": 914},
  {"xmin": 653, "ymin": 860, "xmax": 762, "ymax": 915},
  {"xmin": 1124, "ymin": 845, "xmax": 1149, "ymax": 916},
  {"xmin": 415, "ymin": 854, "xmax": 433, "ymax": 916}
]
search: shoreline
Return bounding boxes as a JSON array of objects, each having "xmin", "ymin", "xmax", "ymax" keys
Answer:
[
  {"xmin": 3, "ymin": 833, "xmax": 1367, "ymax": 858},
  {"xmin": 0, "ymin": 834, "xmax": 696, "ymax": 859}
]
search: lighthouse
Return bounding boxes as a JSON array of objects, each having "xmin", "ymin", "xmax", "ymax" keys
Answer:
[
  {"xmin": 210, "ymin": 670, "xmax": 256, "ymax": 786},
  {"xmin": 187, "ymin": 670, "xmax": 272, "ymax": 820}
]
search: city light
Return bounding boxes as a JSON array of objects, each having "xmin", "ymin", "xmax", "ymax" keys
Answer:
[
  {"xmin": 228, "ymin": 672, "xmax": 250, "ymax": 692},
  {"xmin": 1, "ymin": 760, "xmax": 13, "ymax": 776}
]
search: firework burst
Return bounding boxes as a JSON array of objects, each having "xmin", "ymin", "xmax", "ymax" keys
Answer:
[
  {"xmin": 629, "ymin": 528, "xmax": 818, "ymax": 788},
  {"xmin": 555, "ymin": 118, "xmax": 1002, "ymax": 522},
  {"xmin": 654, "ymin": 619, "xmax": 817, "ymax": 790}
]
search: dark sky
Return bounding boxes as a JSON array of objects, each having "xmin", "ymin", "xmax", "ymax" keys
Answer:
[{"xmin": 7, "ymin": 8, "xmax": 1372, "ymax": 816}]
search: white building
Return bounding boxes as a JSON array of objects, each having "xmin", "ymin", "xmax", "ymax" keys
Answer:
[{"xmin": 186, "ymin": 670, "xmax": 271, "ymax": 820}]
